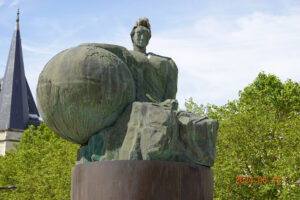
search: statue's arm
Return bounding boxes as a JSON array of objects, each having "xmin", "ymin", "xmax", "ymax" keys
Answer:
[{"xmin": 164, "ymin": 58, "xmax": 178, "ymax": 99}]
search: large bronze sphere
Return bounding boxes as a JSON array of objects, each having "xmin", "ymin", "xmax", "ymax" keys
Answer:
[{"xmin": 37, "ymin": 44, "xmax": 136, "ymax": 144}]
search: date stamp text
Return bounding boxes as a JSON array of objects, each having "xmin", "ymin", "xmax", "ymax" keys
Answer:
[{"xmin": 235, "ymin": 176, "xmax": 281, "ymax": 184}]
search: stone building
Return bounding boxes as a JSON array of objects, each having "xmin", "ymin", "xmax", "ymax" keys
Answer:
[{"xmin": 0, "ymin": 10, "xmax": 41, "ymax": 155}]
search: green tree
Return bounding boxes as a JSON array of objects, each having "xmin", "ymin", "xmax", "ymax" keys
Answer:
[
  {"xmin": 0, "ymin": 123, "xmax": 79, "ymax": 200},
  {"xmin": 185, "ymin": 72, "xmax": 300, "ymax": 199}
]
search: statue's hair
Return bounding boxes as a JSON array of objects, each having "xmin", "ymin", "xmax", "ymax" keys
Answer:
[{"xmin": 130, "ymin": 17, "xmax": 151, "ymax": 42}]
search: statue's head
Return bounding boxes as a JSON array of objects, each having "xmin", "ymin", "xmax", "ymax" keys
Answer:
[{"xmin": 131, "ymin": 18, "xmax": 151, "ymax": 53}]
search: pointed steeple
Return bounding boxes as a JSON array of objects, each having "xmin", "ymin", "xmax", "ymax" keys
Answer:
[
  {"xmin": 15, "ymin": 9, "xmax": 20, "ymax": 30},
  {"xmin": 0, "ymin": 10, "xmax": 40, "ymax": 130}
]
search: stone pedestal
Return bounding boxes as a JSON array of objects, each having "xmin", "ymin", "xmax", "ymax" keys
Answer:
[{"xmin": 71, "ymin": 160, "xmax": 213, "ymax": 200}]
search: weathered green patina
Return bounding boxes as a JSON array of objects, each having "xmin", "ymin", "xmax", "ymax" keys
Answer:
[
  {"xmin": 37, "ymin": 44, "xmax": 136, "ymax": 144},
  {"xmin": 77, "ymin": 100, "xmax": 218, "ymax": 167},
  {"xmin": 37, "ymin": 17, "xmax": 218, "ymax": 167},
  {"xmin": 129, "ymin": 51, "xmax": 178, "ymax": 102},
  {"xmin": 81, "ymin": 43, "xmax": 178, "ymax": 103}
]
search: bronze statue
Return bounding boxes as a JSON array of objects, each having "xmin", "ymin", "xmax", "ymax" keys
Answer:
[
  {"xmin": 129, "ymin": 17, "xmax": 178, "ymax": 102},
  {"xmin": 37, "ymin": 17, "xmax": 218, "ymax": 167}
]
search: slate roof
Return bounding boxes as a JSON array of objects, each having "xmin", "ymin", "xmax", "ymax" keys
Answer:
[{"xmin": 0, "ymin": 10, "xmax": 40, "ymax": 130}]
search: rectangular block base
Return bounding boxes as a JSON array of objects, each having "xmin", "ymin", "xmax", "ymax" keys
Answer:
[{"xmin": 71, "ymin": 160, "xmax": 213, "ymax": 200}]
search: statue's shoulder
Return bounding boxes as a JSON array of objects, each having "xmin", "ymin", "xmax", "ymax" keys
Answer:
[
  {"xmin": 147, "ymin": 52, "xmax": 177, "ymax": 68},
  {"xmin": 146, "ymin": 52, "xmax": 172, "ymax": 61}
]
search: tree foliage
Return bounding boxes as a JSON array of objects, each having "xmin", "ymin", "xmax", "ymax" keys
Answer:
[
  {"xmin": 0, "ymin": 124, "xmax": 79, "ymax": 200},
  {"xmin": 185, "ymin": 72, "xmax": 300, "ymax": 199}
]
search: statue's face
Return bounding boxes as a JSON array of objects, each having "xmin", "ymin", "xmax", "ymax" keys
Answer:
[{"xmin": 133, "ymin": 26, "xmax": 149, "ymax": 48}]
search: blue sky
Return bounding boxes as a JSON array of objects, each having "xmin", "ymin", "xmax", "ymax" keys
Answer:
[{"xmin": 0, "ymin": 0, "xmax": 300, "ymax": 108}]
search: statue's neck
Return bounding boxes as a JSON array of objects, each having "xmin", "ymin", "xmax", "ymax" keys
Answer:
[{"xmin": 133, "ymin": 44, "xmax": 146, "ymax": 54}]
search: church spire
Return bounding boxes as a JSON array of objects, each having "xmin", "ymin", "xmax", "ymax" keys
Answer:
[
  {"xmin": 0, "ymin": 10, "xmax": 40, "ymax": 130},
  {"xmin": 15, "ymin": 9, "xmax": 20, "ymax": 31}
]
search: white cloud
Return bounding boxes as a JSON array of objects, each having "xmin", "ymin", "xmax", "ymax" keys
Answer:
[
  {"xmin": 23, "ymin": 45, "xmax": 56, "ymax": 55},
  {"xmin": 146, "ymin": 11, "xmax": 300, "ymax": 108},
  {"xmin": 0, "ymin": 0, "xmax": 5, "ymax": 7},
  {"xmin": 9, "ymin": 0, "xmax": 19, "ymax": 7}
]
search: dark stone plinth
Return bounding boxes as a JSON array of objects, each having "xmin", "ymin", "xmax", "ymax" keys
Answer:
[{"xmin": 71, "ymin": 160, "xmax": 213, "ymax": 200}]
